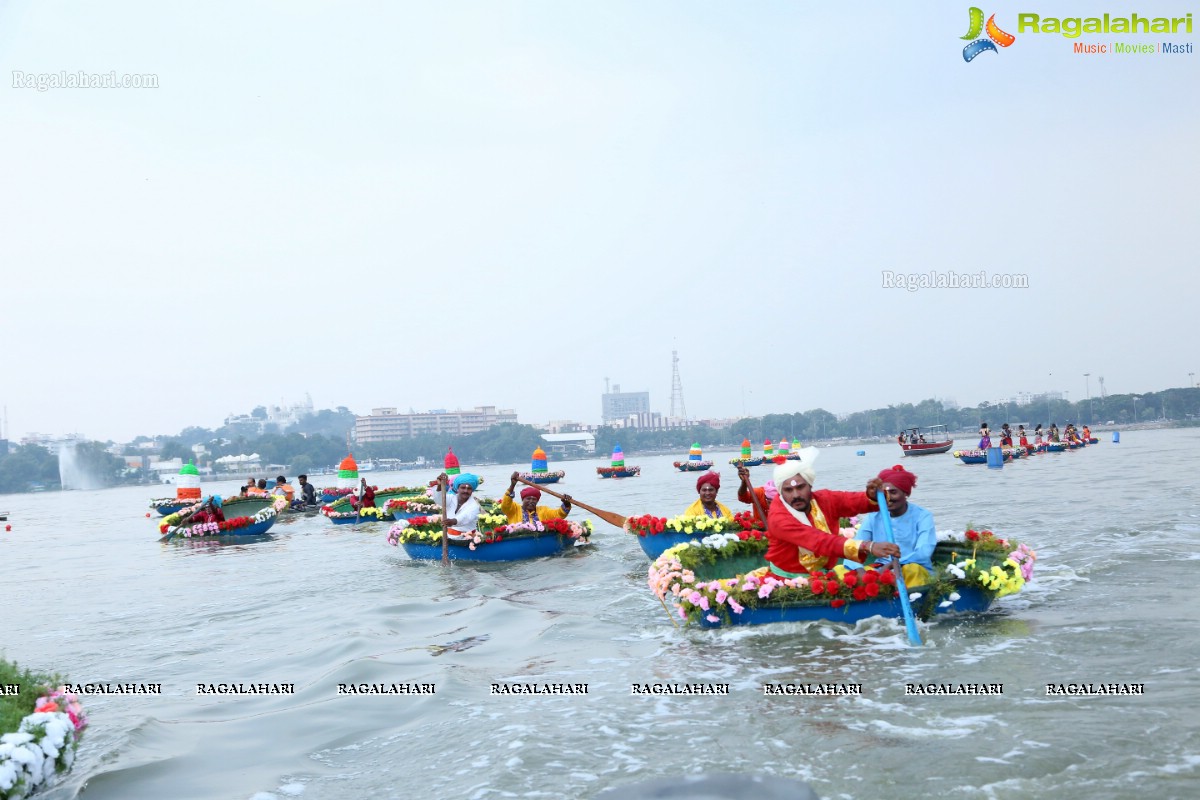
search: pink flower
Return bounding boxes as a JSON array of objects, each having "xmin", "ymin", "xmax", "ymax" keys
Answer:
[
  {"xmin": 728, "ymin": 599, "xmax": 744, "ymax": 614},
  {"xmin": 698, "ymin": 596, "xmax": 710, "ymax": 611},
  {"xmin": 687, "ymin": 591, "xmax": 703, "ymax": 604},
  {"xmin": 757, "ymin": 584, "xmax": 774, "ymax": 599},
  {"xmin": 706, "ymin": 614, "xmax": 720, "ymax": 623},
  {"xmin": 716, "ymin": 590, "xmax": 728, "ymax": 604}
]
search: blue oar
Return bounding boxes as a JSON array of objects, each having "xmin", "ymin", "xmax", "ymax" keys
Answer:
[{"xmin": 876, "ymin": 489, "xmax": 922, "ymax": 646}]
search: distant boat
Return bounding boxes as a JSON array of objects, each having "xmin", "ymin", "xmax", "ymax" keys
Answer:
[{"xmin": 898, "ymin": 425, "xmax": 954, "ymax": 456}]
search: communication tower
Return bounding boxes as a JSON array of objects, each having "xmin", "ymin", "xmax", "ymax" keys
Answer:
[{"xmin": 670, "ymin": 351, "xmax": 687, "ymax": 420}]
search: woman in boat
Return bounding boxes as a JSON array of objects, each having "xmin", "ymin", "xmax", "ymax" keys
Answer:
[
  {"xmin": 978, "ymin": 422, "xmax": 991, "ymax": 449},
  {"xmin": 435, "ymin": 472, "xmax": 481, "ymax": 535},
  {"xmin": 1049, "ymin": 423, "xmax": 1061, "ymax": 442},
  {"xmin": 684, "ymin": 471, "xmax": 733, "ymax": 519},
  {"xmin": 1082, "ymin": 424, "xmax": 1091, "ymax": 440},
  {"xmin": 1034, "ymin": 424, "xmax": 1044, "ymax": 445},
  {"xmin": 735, "ymin": 465, "xmax": 775, "ymax": 526},
  {"xmin": 501, "ymin": 472, "xmax": 572, "ymax": 523},
  {"xmin": 763, "ymin": 452, "xmax": 897, "ymax": 580},
  {"xmin": 856, "ymin": 466, "xmax": 936, "ymax": 587},
  {"xmin": 999, "ymin": 424, "xmax": 1013, "ymax": 447},
  {"xmin": 1018, "ymin": 425, "xmax": 1030, "ymax": 449}
]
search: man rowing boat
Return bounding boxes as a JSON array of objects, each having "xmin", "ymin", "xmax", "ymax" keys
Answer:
[
  {"xmin": 763, "ymin": 449, "xmax": 897, "ymax": 580},
  {"xmin": 501, "ymin": 472, "xmax": 572, "ymax": 523}
]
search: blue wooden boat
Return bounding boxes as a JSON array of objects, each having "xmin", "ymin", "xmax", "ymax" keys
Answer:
[
  {"xmin": 401, "ymin": 533, "xmax": 574, "ymax": 562},
  {"xmin": 635, "ymin": 531, "xmax": 708, "ymax": 560},
  {"xmin": 597, "ymin": 466, "xmax": 641, "ymax": 478},
  {"xmin": 520, "ymin": 471, "xmax": 564, "ymax": 485},
  {"xmin": 1046, "ymin": 442, "xmax": 1066, "ymax": 452},
  {"xmin": 728, "ymin": 457, "xmax": 765, "ymax": 467},
  {"xmin": 161, "ymin": 496, "xmax": 282, "ymax": 540},
  {"xmin": 150, "ymin": 501, "xmax": 190, "ymax": 516},
  {"xmin": 674, "ymin": 461, "xmax": 714, "ymax": 472},
  {"xmin": 1088, "ymin": 437, "xmax": 1099, "ymax": 444}
]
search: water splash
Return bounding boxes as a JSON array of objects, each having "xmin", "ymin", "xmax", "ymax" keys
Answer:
[{"xmin": 58, "ymin": 442, "xmax": 104, "ymax": 491}]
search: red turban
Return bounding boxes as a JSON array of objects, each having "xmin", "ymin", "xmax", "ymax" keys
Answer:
[
  {"xmin": 696, "ymin": 472, "xmax": 720, "ymax": 492},
  {"xmin": 520, "ymin": 487, "xmax": 541, "ymax": 501},
  {"xmin": 878, "ymin": 465, "xmax": 917, "ymax": 496}
]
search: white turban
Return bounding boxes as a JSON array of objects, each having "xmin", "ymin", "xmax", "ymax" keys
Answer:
[{"xmin": 773, "ymin": 446, "xmax": 819, "ymax": 488}]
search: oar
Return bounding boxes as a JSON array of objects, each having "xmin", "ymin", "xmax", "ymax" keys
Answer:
[
  {"xmin": 439, "ymin": 479, "xmax": 450, "ymax": 564},
  {"xmin": 351, "ymin": 483, "xmax": 364, "ymax": 531},
  {"xmin": 514, "ymin": 477, "xmax": 628, "ymax": 529},
  {"xmin": 876, "ymin": 489, "xmax": 922, "ymax": 646},
  {"xmin": 738, "ymin": 467, "xmax": 770, "ymax": 527},
  {"xmin": 158, "ymin": 500, "xmax": 206, "ymax": 542}
]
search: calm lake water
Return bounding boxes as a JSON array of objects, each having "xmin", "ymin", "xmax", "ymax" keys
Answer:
[{"xmin": 3, "ymin": 430, "xmax": 1199, "ymax": 800}]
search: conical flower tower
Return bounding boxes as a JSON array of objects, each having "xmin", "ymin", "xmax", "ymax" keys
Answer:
[
  {"xmin": 778, "ymin": 439, "xmax": 791, "ymax": 457},
  {"xmin": 688, "ymin": 443, "xmax": 704, "ymax": 465},
  {"xmin": 176, "ymin": 461, "xmax": 201, "ymax": 502},
  {"xmin": 674, "ymin": 442, "xmax": 713, "ymax": 471},
  {"xmin": 763, "ymin": 439, "xmax": 775, "ymax": 460},
  {"xmin": 610, "ymin": 444, "xmax": 625, "ymax": 468},
  {"xmin": 443, "ymin": 448, "xmax": 461, "ymax": 476},
  {"xmin": 598, "ymin": 442, "xmax": 641, "ymax": 478},
  {"xmin": 337, "ymin": 455, "xmax": 359, "ymax": 489},
  {"xmin": 531, "ymin": 447, "xmax": 548, "ymax": 475}
]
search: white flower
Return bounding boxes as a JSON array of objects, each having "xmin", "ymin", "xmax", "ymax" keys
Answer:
[
  {"xmin": 939, "ymin": 600, "xmax": 953, "ymax": 608},
  {"xmin": 948, "ymin": 592, "xmax": 961, "ymax": 601},
  {"xmin": 909, "ymin": 593, "xmax": 923, "ymax": 602}
]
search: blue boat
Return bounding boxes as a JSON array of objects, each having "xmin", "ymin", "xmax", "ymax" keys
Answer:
[
  {"xmin": 401, "ymin": 533, "xmax": 575, "ymax": 562},
  {"xmin": 160, "ymin": 495, "xmax": 282, "ymax": 540},
  {"xmin": 597, "ymin": 466, "xmax": 641, "ymax": 478},
  {"xmin": 150, "ymin": 501, "xmax": 190, "ymax": 517},
  {"xmin": 635, "ymin": 531, "xmax": 708, "ymax": 560}
]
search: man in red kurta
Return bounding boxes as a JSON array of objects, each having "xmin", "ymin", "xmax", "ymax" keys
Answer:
[
  {"xmin": 763, "ymin": 449, "xmax": 898, "ymax": 579},
  {"xmin": 736, "ymin": 465, "xmax": 776, "ymax": 526}
]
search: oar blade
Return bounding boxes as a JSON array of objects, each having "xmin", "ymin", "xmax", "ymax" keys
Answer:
[{"xmin": 877, "ymin": 489, "xmax": 923, "ymax": 646}]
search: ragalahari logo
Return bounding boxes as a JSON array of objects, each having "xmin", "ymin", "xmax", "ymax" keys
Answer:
[{"xmin": 962, "ymin": 8, "xmax": 1016, "ymax": 61}]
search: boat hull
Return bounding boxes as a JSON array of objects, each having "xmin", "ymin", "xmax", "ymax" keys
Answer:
[
  {"xmin": 698, "ymin": 585, "xmax": 996, "ymax": 628},
  {"xmin": 901, "ymin": 441, "xmax": 954, "ymax": 456},
  {"xmin": 525, "ymin": 474, "xmax": 562, "ymax": 484},
  {"xmin": 729, "ymin": 458, "xmax": 764, "ymax": 467},
  {"xmin": 401, "ymin": 535, "xmax": 571, "ymax": 562},
  {"xmin": 635, "ymin": 531, "xmax": 709, "ymax": 560},
  {"xmin": 674, "ymin": 462, "xmax": 714, "ymax": 472},
  {"xmin": 154, "ymin": 502, "xmax": 189, "ymax": 516},
  {"xmin": 597, "ymin": 467, "xmax": 640, "ymax": 478}
]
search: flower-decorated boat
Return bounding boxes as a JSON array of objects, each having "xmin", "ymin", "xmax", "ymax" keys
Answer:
[
  {"xmin": 321, "ymin": 486, "xmax": 430, "ymax": 524},
  {"xmin": 648, "ymin": 527, "xmax": 1036, "ymax": 629},
  {"xmin": 673, "ymin": 443, "xmax": 713, "ymax": 472},
  {"xmin": 625, "ymin": 512, "xmax": 764, "ymax": 560},
  {"xmin": 1045, "ymin": 442, "xmax": 1067, "ymax": 452},
  {"xmin": 728, "ymin": 439, "xmax": 764, "ymax": 467},
  {"xmin": 517, "ymin": 447, "xmax": 564, "ymax": 484},
  {"xmin": 159, "ymin": 494, "xmax": 286, "ymax": 539},
  {"xmin": 778, "ymin": 438, "xmax": 801, "ymax": 460},
  {"xmin": 318, "ymin": 454, "xmax": 364, "ymax": 503},
  {"xmin": 387, "ymin": 510, "xmax": 593, "ymax": 562},
  {"xmin": 148, "ymin": 461, "xmax": 203, "ymax": 516},
  {"xmin": 0, "ymin": 660, "xmax": 88, "ymax": 800},
  {"xmin": 952, "ymin": 448, "xmax": 1016, "ymax": 465},
  {"xmin": 597, "ymin": 444, "xmax": 640, "ymax": 478}
]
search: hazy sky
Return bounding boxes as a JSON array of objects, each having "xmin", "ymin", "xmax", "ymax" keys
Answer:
[{"xmin": 3, "ymin": 1, "xmax": 1196, "ymax": 442}]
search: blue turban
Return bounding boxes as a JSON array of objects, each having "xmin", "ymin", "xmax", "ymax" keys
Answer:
[
  {"xmin": 210, "ymin": 495, "xmax": 223, "ymax": 507},
  {"xmin": 452, "ymin": 473, "xmax": 479, "ymax": 491}
]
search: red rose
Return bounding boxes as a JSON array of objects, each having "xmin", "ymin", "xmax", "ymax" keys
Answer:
[
  {"xmin": 842, "ymin": 571, "xmax": 858, "ymax": 587},
  {"xmin": 810, "ymin": 580, "xmax": 825, "ymax": 594},
  {"xmin": 865, "ymin": 582, "xmax": 880, "ymax": 598},
  {"xmin": 966, "ymin": 531, "xmax": 980, "ymax": 541},
  {"xmin": 863, "ymin": 570, "xmax": 879, "ymax": 584},
  {"xmin": 831, "ymin": 599, "xmax": 846, "ymax": 609},
  {"xmin": 880, "ymin": 571, "xmax": 897, "ymax": 586},
  {"xmin": 853, "ymin": 586, "xmax": 868, "ymax": 601},
  {"xmin": 738, "ymin": 532, "xmax": 749, "ymax": 540}
]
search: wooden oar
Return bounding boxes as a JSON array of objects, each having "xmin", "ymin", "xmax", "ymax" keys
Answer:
[
  {"xmin": 876, "ymin": 489, "xmax": 922, "ymax": 646},
  {"xmin": 439, "ymin": 479, "xmax": 450, "ymax": 564},
  {"xmin": 514, "ymin": 477, "xmax": 628, "ymax": 529},
  {"xmin": 158, "ymin": 500, "xmax": 206, "ymax": 542},
  {"xmin": 351, "ymin": 482, "xmax": 364, "ymax": 531},
  {"xmin": 738, "ymin": 467, "xmax": 770, "ymax": 527}
]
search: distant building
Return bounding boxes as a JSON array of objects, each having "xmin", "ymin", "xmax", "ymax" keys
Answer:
[
  {"xmin": 18, "ymin": 433, "xmax": 83, "ymax": 456},
  {"xmin": 602, "ymin": 385, "xmax": 650, "ymax": 424},
  {"xmin": 355, "ymin": 406, "xmax": 518, "ymax": 443},
  {"xmin": 540, "ymin": 432, "xmax": 596, "ymax": 455}
]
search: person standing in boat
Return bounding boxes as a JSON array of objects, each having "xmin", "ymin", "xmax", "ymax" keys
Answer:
[
  {"xmin": 999, "ymin": 424, "xmax": 1013, "ymax": 447},
  {"xmin": 897, "ymin": 431, "xmax": 907, "ymax": 446},
  {"xmin": 855, "ymin": 465, "xmax": 935, "ymax": 587},
  {"xmin": 1048, "ymin": 423, "xmax": 1061, "ymax": 442},
  {"xmin": 762, "ymin": 449, "xmax": 896, "ymax": 580},
  {"xmin": 1034, "ymin": 424, "xmax": 1044, "ymax": 445},
  {"xmin": 735, "ymin": 465, "xmax": 775, "ymax": 526},
  {"xmin": 435, "ymin": 472, "xmax": 481, "ymax": 535},
  {"xmin": 978, "ymin": 422, "xmax": 991, "ymax": 449},
  {"xmin": 684, "ymin": 471, "xmax": 733, "ymax": 519},
  {"xmin": 1082, "ymin": 424, "xmax": 1091, "ymax": 441},
  {"xmin": 501, "ymin": 472, "xmax": 572, "ymax": 523},
  {"xmin": 1018, "ymin": 425, "xmax": 1030, "ymax": 449}
]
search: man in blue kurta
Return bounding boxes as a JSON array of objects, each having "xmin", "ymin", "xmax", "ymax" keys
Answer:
[{"xmin": 856, "ymin": 464, "xmax": 936, "ymax": 587}]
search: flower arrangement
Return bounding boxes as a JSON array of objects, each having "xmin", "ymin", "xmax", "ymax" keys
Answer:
[
  {"xmin": 320, "ymin": 505, "xmax": 391, "ymax": 521},
  {"xmin": 384, "ymin": 497, "xmax": 440, "ymax": 514},
  {"xmin": 517, "ymin": 470, "xmax": 565, "ymax": 481},
  {"xmin": 0, "ymin": 661, "xmax": 87, "ymax": 800},
  {"xmin": 386, "ymin": 515, "xmax": 445, "ymax": 545},
  {"xmin": 625, "ymin": 513, "xmax": 764, "ymax": 537},
  {"xmin": 386, "ymin": 515, "xmax": 592, "ymax": 549},
  {"xmin": 648, "ymin": 535, "xmax": 899, "ymax": 625},
  {"xmin": 148, "ymin": 497, "xmax": 190, "ymax": 510},
  {"xmin": 952, "ymin": 449, "xmax": 986, "ymax": 458},
  {"xmin": 921, "ymin": 530, "xmax": 1038, "ymax": 610},
  {"xmin": 672, "ymin": 460, "xmax": 714, "ymax": 470},
  {"xmin": 319, "ymin": 487, "xmax": 356, "ymax": 498}
]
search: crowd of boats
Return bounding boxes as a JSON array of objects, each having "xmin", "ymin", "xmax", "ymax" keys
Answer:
[{"xmin": 146, "ymin": 434, "xmax": 1050, "ymax": 637}]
